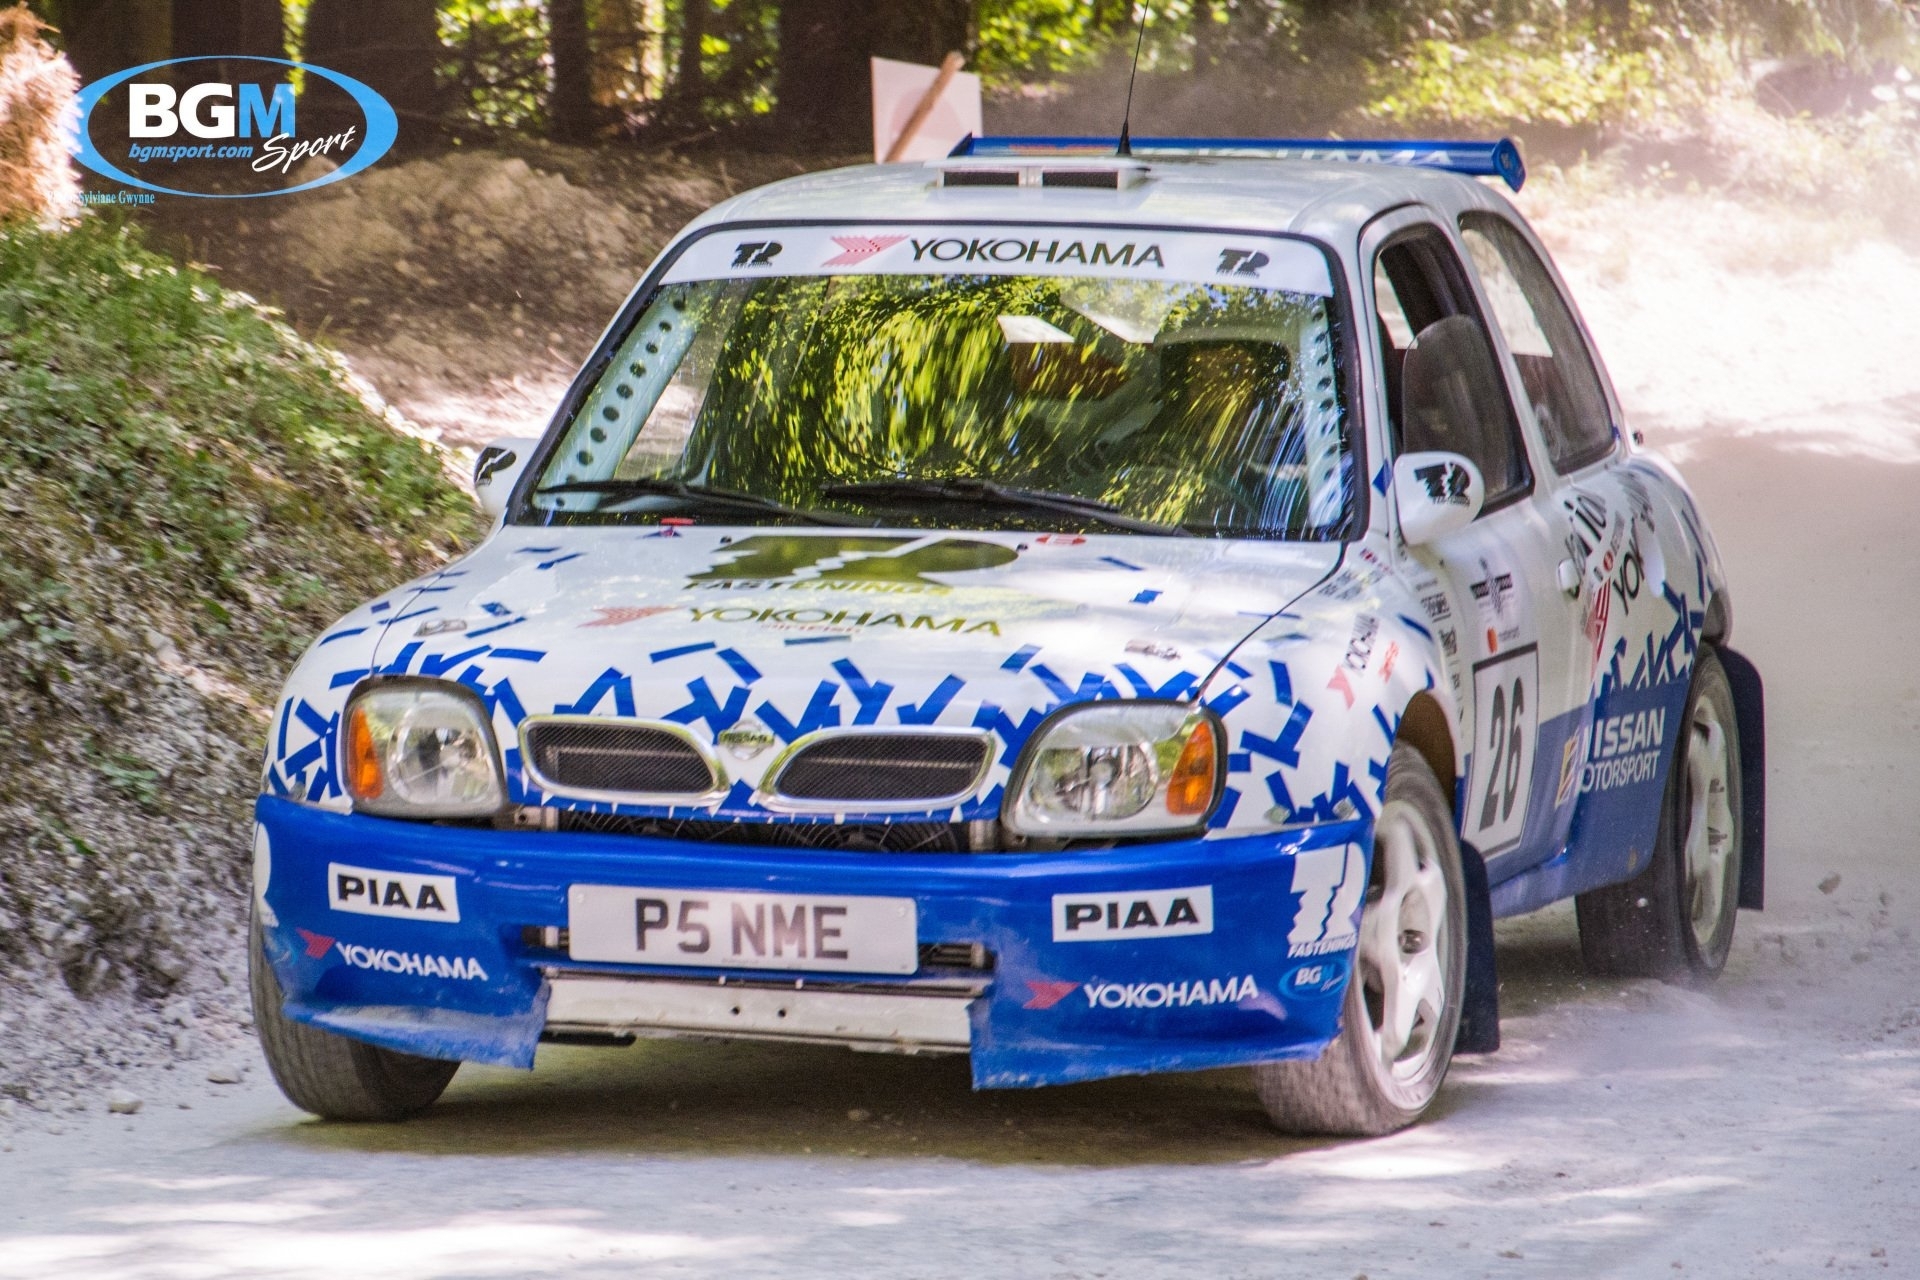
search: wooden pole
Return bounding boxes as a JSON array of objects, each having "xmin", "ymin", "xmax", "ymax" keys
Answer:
[{"xmin": 883, "ymin": 51, "xmax": 964, "ymax": 163}]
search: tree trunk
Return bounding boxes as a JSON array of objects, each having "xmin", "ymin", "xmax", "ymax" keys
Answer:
[
  {"xmin": 302, "ymin": 0, "xmax": 441, "ymax": 148},
  {"xmin": 548, "ymin": 0, "xmax": 595, "ymax": 140},
  {"xmin": 772, "ymin": 0, "xmax": 970, "ymax": 149},
  {"xmin": 172, "ymin": 0, "xmax": 282, "ymax": 60},
  {"xmin": 676, "ymin": 0, "xmax": 706, "ymax": 102},
  {"xmin": 52, "ymin": 0, "xmax": 171, "ymax": 88}
]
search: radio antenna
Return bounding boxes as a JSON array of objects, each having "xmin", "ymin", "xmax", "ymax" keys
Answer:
[{"xmin": 1116, "ymin": 3, "xmax": 1151, "ymax": 157}]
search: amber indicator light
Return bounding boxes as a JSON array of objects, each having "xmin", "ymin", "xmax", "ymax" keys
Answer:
[
  {"xmin": 345, "ymin": 704, "xmax": 384, "ymax": 801},
  {"xmin": 1166, "ymin": 719, "xmax": 1217, "ymax": 816}
]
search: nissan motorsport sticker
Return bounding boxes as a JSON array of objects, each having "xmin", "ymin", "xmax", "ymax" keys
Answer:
[
  {"xmin": 660, "ymin": 224, "xmax": 1334, "ymax": 296},
  {"xmin": 1581, "ymin": 706, "xmax": 1668, "ymax": 793}
]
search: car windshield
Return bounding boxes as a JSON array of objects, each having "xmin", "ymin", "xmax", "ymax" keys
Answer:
[{"xmin": 518, "ymin": 224, "xmax": 1354, "ymax": 538}]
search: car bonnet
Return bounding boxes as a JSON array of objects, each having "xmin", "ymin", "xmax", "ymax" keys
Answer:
[{"xmin": 314, "ymin": 524, "xmax": 1342, "ymax": 820}]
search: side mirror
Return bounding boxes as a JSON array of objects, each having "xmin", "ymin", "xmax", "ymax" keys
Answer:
[
  {"xmin": 473, "ymin": 437, "xmax": 537, "ymax": 519},
  {"xmin": 1394, "ymin": 450, "xmax": 1484, "ymax": 545}
]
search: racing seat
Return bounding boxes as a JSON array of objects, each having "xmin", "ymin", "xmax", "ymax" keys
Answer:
[{"xmin": 1398, "ymin": 315, "xmax": 1521, "ymax": 490}]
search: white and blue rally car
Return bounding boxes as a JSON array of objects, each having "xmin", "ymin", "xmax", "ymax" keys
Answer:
[{"xmin": 250, "ymin": 137, "xmax": 1764, "ymax": 1134}]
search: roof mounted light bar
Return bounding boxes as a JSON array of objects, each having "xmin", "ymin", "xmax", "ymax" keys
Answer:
[{"xmin": 947, "ymin": 135, "xmax": 1527, "ymax": 192}]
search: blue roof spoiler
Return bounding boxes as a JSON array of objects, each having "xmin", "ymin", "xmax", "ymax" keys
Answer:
[{"xmin": 946, "ymin": 135, "xmax": 1526, "ymax": 192}]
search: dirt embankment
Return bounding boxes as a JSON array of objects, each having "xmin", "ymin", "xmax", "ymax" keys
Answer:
[
  {"xmin": 0, "ymin": 219, "xmax": 476, "ymax": 1114},
  {"xmin": 148, "ymin": 145, "xmax": 828, "ymax": 447}
]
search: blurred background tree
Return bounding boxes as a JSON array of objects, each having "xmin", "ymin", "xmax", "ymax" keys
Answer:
[{"xmin": 23, "ymin": 0, "xmax": 1920, "ymax": 152}]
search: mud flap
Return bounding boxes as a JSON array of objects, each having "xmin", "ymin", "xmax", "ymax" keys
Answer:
[
  {"xmin": 1454, "ymin": 840, "xmax": 1500, "ymax": 1055},
  {"xmin": 1719, "ymin": 646, "xmax": 1767, "ymax": 911}
]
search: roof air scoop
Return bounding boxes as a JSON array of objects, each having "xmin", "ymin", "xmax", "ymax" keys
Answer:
[{"xmin": 932, "ymin": 155, "xmax": 1150, "ymax": 190}]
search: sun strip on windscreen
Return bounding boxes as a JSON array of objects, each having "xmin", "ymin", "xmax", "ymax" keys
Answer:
[{"xmin": 661, "ymin": 224, "xmax": 1335, "ymax": 297}]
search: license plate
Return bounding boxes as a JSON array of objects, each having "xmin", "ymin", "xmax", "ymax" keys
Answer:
[{"xmin": 566, "ymin": 885, "xmax": 918, "ymax": 975}]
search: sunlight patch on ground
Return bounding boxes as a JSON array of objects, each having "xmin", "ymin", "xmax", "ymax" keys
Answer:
[
  {"xmin": 1443, "ymin": 1063, "xmax": 1584, "ymax": 1086},
  {"xmin": 1566, "ymin": 1174, "xmax": 1746, "ymax": 1201},
  {"xmin": 1269, "ymin": 1143, "xmax": 1501, "ymax": 1181},
  {"xmin": 1528, "ymin": 1210, "xmax": 1655, "ymax": 1237},
  {"xmin": 94, "ymin": 1176, "xmax": 270, "ymax": 1194},
  {"xmin": 93, "ymin": 1201, "xmax": 327, "ymax": 1227},
  {"xmin": 0, "ymin": 1215, "xmax": 763, "ymax": 1280},
  {"xmin": 827, "ymin": 1210, "xmax": 904, "ymax": 1227}
]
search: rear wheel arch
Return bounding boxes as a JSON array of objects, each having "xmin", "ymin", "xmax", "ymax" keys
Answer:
[{"xmin": 1702, "ymin": 590, "xmax": 1733, "ymax": 645}]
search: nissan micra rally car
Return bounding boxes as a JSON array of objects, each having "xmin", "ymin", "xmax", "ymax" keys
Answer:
[{"xmin": 250, "ymin": 136, "xmax": 1764, "ymax": 1135}]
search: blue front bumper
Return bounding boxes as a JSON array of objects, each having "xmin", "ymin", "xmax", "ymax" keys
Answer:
[{"xmin": 254, "ymin": 795, "xmax": 1367, "ymax": 1089}]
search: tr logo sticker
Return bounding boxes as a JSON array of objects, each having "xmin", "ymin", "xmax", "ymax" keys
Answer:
[
  {"xmin": 731, "ymin": 241, "xmax": 783, "ymax": 267},
  {"xmin": 1216, "ymin": 248, "xmax": 1270, "ymax": 276}
]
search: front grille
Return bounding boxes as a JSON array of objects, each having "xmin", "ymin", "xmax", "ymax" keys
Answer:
[
  {"xmin": 556, "ymin": 811, "xmax": 966, "ymax": 854},
  {"xmin": 919, "ymin": 942, "xmax": 995, "ymax": 970},
  {"xmin": 770, "ymin": 733, "xmax": 990, "ymax": 804},
  {"xmin": 525, "ymin": 720, "xmax": 716, "ymax": 796}
]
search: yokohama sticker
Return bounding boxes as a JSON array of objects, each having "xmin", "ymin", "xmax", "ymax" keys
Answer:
[
  {"xmin": 1023, "ymin": 975, "xmax": 1259, "ymax": 1009},
  {"xmin": 295, "ymin": 928, "xmax": 488, "ymax": 981},
  {"xmin": 659, "ymin": 223, "xmax": 1335, "ymax": 296}
]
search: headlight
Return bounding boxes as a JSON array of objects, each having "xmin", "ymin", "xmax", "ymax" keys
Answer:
[
  {"xmin": 344, "ymin": 680, "xmax": 505, "ymax": 819},
  {"xmin": 1006, "ymin": 702, "xmax": 1223, "ymax": 837}
]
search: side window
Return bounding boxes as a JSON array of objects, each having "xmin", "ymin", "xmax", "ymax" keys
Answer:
[
  {"xmin": 1460, "ymin": 214, "xmax": 1617, "ymax": 473},
  {"xmin": 1373, "ymin": 226, "xmax": 1531, "ymax": 506}
]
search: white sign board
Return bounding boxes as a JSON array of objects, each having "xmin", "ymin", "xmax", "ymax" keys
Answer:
[{"xmin": 871, "ymin": 56, "xmax": 982, "ymax": 163}]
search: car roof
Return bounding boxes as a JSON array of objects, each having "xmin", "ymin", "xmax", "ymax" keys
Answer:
[{"xmin": 679, "ymin": 156, "xmax": 1520, "ymax": 252}]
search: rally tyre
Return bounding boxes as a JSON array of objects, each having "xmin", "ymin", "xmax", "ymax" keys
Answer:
[
  {"xmin": 1253, "ymin": 742, "xmax": 1468, "ymax": 1137},
  {"xmin": 1575, "ymin": 645, "xmax": 1742, "ymax": 982},
  {"xmin": 249, "ymin": 920, "xmax": 459, "ymax": 1121}
]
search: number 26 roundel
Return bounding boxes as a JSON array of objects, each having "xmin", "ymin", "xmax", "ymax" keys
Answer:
[{"xmin": 1468, "ymin": 646, "xmax": 1537, "ymax": 854}]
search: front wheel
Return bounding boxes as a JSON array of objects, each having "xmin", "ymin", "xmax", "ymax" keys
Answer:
[
  {"xmin": 1254, "ymin": 741, "xmax": 1468, "ymax": 1136},
  {"xmin": 250, "ymin": 919, "xmax": 459, "ymax": 1121},
  {"xmin": 1575, "ymin": 644, "xmax": 1743, "ymax": 981}
]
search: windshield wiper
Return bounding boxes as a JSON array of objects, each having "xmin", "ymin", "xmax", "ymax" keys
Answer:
[
  {"xmin": 821, "ymin": 477, "xmax": 1195, "ymax": 537},
  {"xmin": 535, "ymin": 478, "xmax": 868, "ymax": 527}
]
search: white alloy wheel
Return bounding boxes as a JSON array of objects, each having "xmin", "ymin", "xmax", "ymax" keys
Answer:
[
  {"xmin": 1683, "ymin": 697, "xmax": 1737, "ymax": 954},
  {"xmin": 1254, "ymin": 741, "xmax": 1467, "ymax": 1136},
  {"xmin": 1575, "ymin": 644, "xmax": 1743, "ymax": 980},
  {"xmin": 1357, "ymin": 796, "xmax": 1455, "ymax": 1086}
]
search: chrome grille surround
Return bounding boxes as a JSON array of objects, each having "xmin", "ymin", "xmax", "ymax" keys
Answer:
[
  {"xmin": 519, "ymin": 716, "xmax": 724, "ymax": 804},
  {"xmin": 758, "ymin": 727, "xmax": 995, "ymax": 814}
]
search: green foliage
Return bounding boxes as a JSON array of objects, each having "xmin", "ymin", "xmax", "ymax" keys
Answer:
[
  {"xmin": 440, "ymin": 0, "xmax": 550, "ymax": 133},
  {"xmin": 974, "ymin": 0, "xmax": 1113, "ymax": 79},
  {"xmin": 0, "ymin": 217, "xmax": 477, "ymax": 686},
  {"xmin": 1364, "ymin": 27, "xmax": 1674, "ymax": 129}
]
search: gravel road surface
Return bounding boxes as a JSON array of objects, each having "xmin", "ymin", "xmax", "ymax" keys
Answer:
[{"xmin": 4, "ymin": 190, "xmax": 1918, "ymax": 1277}]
